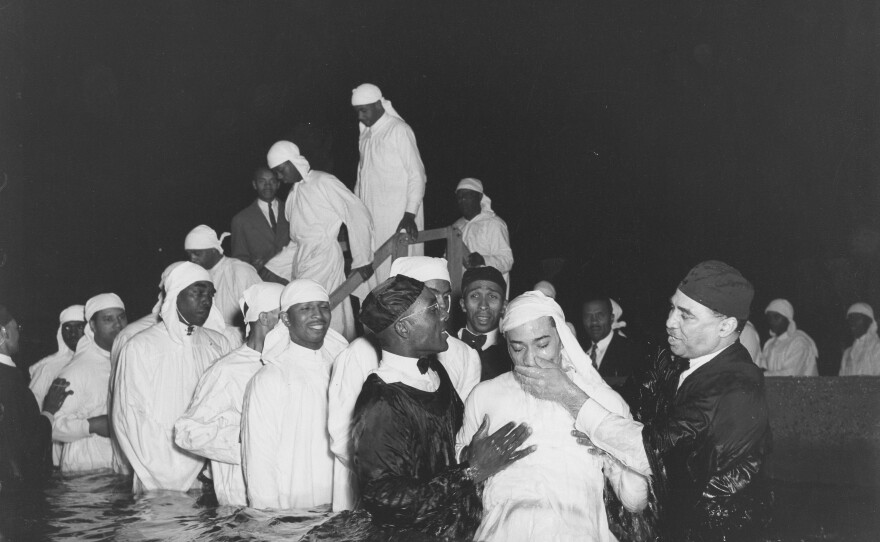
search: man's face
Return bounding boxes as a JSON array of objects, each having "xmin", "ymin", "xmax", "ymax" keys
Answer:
[
  {"xmin": 187, "ymin": 248, "xmax": 222, "ymax": 270},
  {"xmin": 271, "ymin": 161, "xmax": 303, "ymax": 185},
  {"xmin": 423, "ymin": 279, "xmax": 452, "ymax": 314},
  {"xmin": 90, "ymin": 308, "xmax": 127, "ymax": 351},
  {"xmin": 582, "ymin": 300, "xmax": 613, "ymax": 344},
  {"xmin": 176, "ymin": 281, "xmax": 216, "ymax": 327},
  {"xmin": 353, "ymin": 101, "xmax": 384, "ymax": 127},
  {"xmin": 460, "ymin": 280, "xmax": 505, "ymax": 334},
  {"xmin": 765, "ymin": 311, "xmax": 789, "ymax": 336},
  {"xmin": 400, "ymin": 288, "xmax": 449, "ymax": 356},
  {"xmin": 1, "ymin": 318, "xmax": 21, "ymax": 356},
  {"xmin": 506, "ymin": 316, "xmax": 562, "ymax": 369},
  {"xmin": 666, "ymin": 289, "xmax": 726, "ymax": 359},
  {"xmin": 61, "ymin": 321, "xmax": 86, "ymax": 351},
  {"xmin": 455, "ymin": 189, "xmax": 482, "ymax": 220},
  {"xmin": 847, "ymin": 313, "xmax": 873, "ymax": 340},
  {"xmin": 252, "ymin": 169, "xmax": 280, "ymax": 202},
  {"xmin": 282, "ymin": 300, "xmax": 331, "ymax": 350}
]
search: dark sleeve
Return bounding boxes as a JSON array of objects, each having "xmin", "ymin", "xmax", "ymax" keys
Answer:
[
  {"xmin": 353, "ymin": 390, "xmax": 480, "ymax": 535},
  {"xmin": 230, "ymin": 214, "xmax": 253, "ymax": 265},
  {"xmin": 0, "ymin": 384, "xmax": 53, "ymax": 489}
]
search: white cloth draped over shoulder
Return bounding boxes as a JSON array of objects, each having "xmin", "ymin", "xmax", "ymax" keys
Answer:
[
  {"xmin": 174, "ymin": 345, "xmax": 263, "ymax": 506},
  {"xmin": 112, "ymin": 262, "xmax": 231, "ymax": 493}
]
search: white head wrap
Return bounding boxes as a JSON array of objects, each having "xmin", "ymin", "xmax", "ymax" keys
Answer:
[
  {"xmin": 150, "ymin": 261, "xmax": 187, "ymax": 316},
  {"xmin": 847, "ymin": 302, "xmax": 877, "ymax": 339},
  {"xmin": 78, "ymin": 293, "xmax": 125, "ymax": 351},
  {"xmin": 239, "ymin": 282, "xmax": 284, "ymax": 335},
  {"xmin": 500, "ymin": 291, "xmax": 630, "ymax": 417},
  {"xmin": 610, "ymin": 298, "xmax": 628, "ymax": 335},
  {"xmin": 765, "ymin": 298, "xmax": 818, "ymax": 359},
  {"xmin": 390, "ymin": 256, "xmax": 450, "ymax": 284},
  {"xmin": 455, "ymin": 177, "xmax": 493, "ymax": 213},
  {"xmin": 532, "ymin": 281, "xmax": 557, "ymax": 299},
  {"xmin": 185, "ymin": 225, "xmax": 230, "ymax": 254},
  {"xmin": 56, "ymin": 304, "xmax": 85, "ymax": 355},
  {"xmin": 266, "ymin": 140, "xmax": 311, "ymax": 180},
  {"xmin": 160, "ymin": 261, "xmax": 226, "ymax": 342},
  {"xmin": 351, "ymin": 83, "xmax": 403, "ymax": 132},
  {"xmin": 262, "ymin": 279, "xmax": 334, "ymax": 366}
]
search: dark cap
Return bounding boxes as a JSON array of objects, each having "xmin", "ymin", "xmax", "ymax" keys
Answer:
[
  {"xmin": 359, "ymin": 275, "xmax": 425, "ymax": 334},
  {"xmin": 461, "ymin": 266, "xmax": 507, "ymax": 295},
  {"xmin": 678, "ymin": 260, "xmax": 753, "ymax": 320}
]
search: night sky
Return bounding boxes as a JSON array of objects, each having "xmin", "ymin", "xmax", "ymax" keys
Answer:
[{"xmin": 1, "ymin": 1, "xmax": 878, "ymax": 373}]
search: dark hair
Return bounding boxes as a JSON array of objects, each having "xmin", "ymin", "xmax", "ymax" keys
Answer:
[{"xmin": 583, "ymin": 297, "xmax": 613, "ymax": 314}]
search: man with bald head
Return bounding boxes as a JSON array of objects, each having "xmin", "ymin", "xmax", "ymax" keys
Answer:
[
  {"xmin": 231, "ymin": 166, "xmax": 290, "ymax": 283},
  {"xmin": 516, "ymin": 260, "xmax": 772, "ymax": 541},
  {"xmin": 351, "ymin": 83, "xmax": 427, "ymax": 283},
  {"xmin": 113, "ymin": 262, "xmax": 232, "ymax": 493}
]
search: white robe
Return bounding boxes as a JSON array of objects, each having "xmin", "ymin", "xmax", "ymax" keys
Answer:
[
  {"xmin": 174, "ymin": 344, "xmax": 262, "ymax": 506},
  {"xmin": 453, "ymin": 210, "xmax": 514, "ymax": 288},
  {"xmin": 326, "ymin": 335, "xmax": 480, "ymax": 511},
  {"xmin": 840, "ymin": 331, "xmax": 880, "ymax": 376},
  {"xmin": 52, "ymin": 341, "xmax": 114, "ymax": 472},
  {"xmin": 208, "ymin": 256, "xmax": 262, "ymax": 328},
  {"xmin": 760, "ymin": 330, "xmax": 819, "ymax": 376},
  {"xmin": 456, "ymin": 362, "xmax": 648, "ymax": 542},
  {"xmin": 29, "ymin": 344, "xmax": 75, "ymax": 466},
  {"xmin": 355, "ymin": 112, "xmax": 426, "ymax": 283},
  {"xmin": 112, "ymin": 321, "xmax": 229, "ymax": 493},
  {"xmin": 282, "ymin": 170, "xmax": 374, "ymax": 341},
  {"xmin": 242, "ymin": 333, "xmax": 348, "ymax": 510}
]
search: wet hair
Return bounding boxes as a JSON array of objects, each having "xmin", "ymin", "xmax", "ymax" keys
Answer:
[{"xmin": 359, "ymin": 275, "xmax": 425, "ymax": 334}]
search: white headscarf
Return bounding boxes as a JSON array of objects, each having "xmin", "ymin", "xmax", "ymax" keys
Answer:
[
  {"xmin": 351, "ymin": 83, "xmax": 403, "ymax": 133},
  {"xmin": 532, "ymin": 281, "xmax": 557, "ymax": 299},
  {"xmin": 765, "ymin": 298, "xmax": 819, "ymax": 359},
  {"xmin": 500, "ymin": 291, "xmax": 629, "ymax": 417},
  {"xmin": 160, "ymin": 261, "xmax": 226, "ymax": 343},
  {"xmin": 151, "ymin": 261, "xmax": 187, "ymax": 317},
  {"xmin": 77, "ymin": 293, "xmax": 125, "ymax": 350},
  {"xmin": 610, "ymin": 298, "xmax": 628, "ymax": 336},
  {"xmin": 56, "ymin": 304, "xmax": 85, "ymax": 355},
  {"xmin": 847, "ymin": 302, "xmax": 878, "ymax": 339},
  {"xmin": 239, "ymin": 282, "xmax": 284, "ymax": 335},
  {"xmin": 455, "ymin": 177, "xmax": 494, "ymax": 214},
  {"xmin": 390, "ymin": 256, "xmax": 450, "ymax": 283},
  {"xmin": 185, "ymin": 225, "xmax": 230, "ymax": 254},
  {"xmin": 266, "ymin": 140, "xmax": 311, "ymax": 180}
]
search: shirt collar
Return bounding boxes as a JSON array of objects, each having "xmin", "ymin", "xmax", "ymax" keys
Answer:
[
  {"xmin": 677, "ymin": 342, "xmax": 735, "ymax": 389},
  {"xmin": 595, "ymin": 330, "xmax": 614, "ymax": 351},
  {"xmin": 0, "ymin": 354, "xmax": 14, "ymax": 368},
  {"xmin": 458, "ymin": 326, "xmax": 499, "ymax": 350},
  {"xmin": 381, "ymin": 350, "xmax": 430, "ymax": 377}
]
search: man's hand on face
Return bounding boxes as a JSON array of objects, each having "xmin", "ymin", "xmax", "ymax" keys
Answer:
[
  {"xmin": 396, "ymin": 212, "xmax": 419, "ymax": 240},
  {"xmin": 351, "ymin": 264, "xmax": 375, "ymax": 282},
  {"xmin": 464, "ymin": 252, "xmax": 486, "ymax": 269},
  {"xmin": 43, "ymin": 378, "xmax": 73, "ymax": 415},
  {"xmin": 514, "ymin": 357, "xmax": 589, "ymax": 417},
  {"xmin": 465, "ymin": 415, "xmax": 535, "ymax": 483}
]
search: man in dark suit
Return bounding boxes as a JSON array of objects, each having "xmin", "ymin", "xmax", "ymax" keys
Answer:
[
  {"xmin": 581, "ymin": 297, "xmax": 647, "ymax": 395},
  {"xmin": 457, "ymin": 266, "xmax": 513, "ymax": 381},
  {"xmin": 231, "ymin": 167, "xmax": 290, "ymax": 283}
]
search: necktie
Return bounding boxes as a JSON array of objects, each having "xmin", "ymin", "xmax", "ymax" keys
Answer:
[
  {"xmin": 268, "ymin": 201, "xmax": 277, "ymax": 230},
  {"xmin": 589, "ymin": 343, "xmax": 598, "ymax": 369},
  {"xmin": 461, "ymin": 329, "xmax": 487, "ymax": 350},
  {"xmin": 417, "ymin": 357, "xmax": 431, "ymax": 374}
]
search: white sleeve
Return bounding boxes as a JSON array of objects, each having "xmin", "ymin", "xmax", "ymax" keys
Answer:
[
  {"xmin": 575, "ymin": 399, "xmax": 651, "ymax": 477},
  {"xmin": 603, "ymin": 453, "xmax": 649, "ymax": 512},
  {"xmin": 396, "ymin": 124, "xmax": 426, "ymax": 215},
  {"xmin": 327, "ymin": 343, "xmax": 377, "ymax": 468},
  {"xmin": 241, "ymin": 373, "xmax": 284, "ymax": 509},
  {"xmin": 477, "ymin": 219, "xmax": 514, "ymax": 275},
  {"xmin": 764, "ymin": 338, "xmax": 815, "ymax": 376},
  {"xmin": 174, "ymin": 363, "xmax": 242, "ymax": 465},
  {"xmin": 458, "ymin": 346, "xmax": 481, "ymax": 403},
  {"xmin": 322, "ymin": 176, "xmax": 374, "ymax": 269},
  {"xmin": 51, "ymin": 365, "xmax": 92, "ymax": 443}
]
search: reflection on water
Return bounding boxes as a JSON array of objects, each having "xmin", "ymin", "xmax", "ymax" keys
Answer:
[{"xmin": 1, "ymin": 472, "xmax": 877, "ymax": 542}]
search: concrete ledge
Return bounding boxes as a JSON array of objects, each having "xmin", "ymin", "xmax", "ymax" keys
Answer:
[{"xmin": 765, "ymin": 376, "xmax": 880, "ymax": 487}]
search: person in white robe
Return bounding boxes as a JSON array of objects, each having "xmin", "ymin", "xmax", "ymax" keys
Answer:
[
  {"xmin": 185, "ymin": 224, "xmax": 262, "ymax": 337},
  {"xmin": 455, "ymin": 291, "xmax": 648, "ymax": 541},
  {"xmin": 174, "ymin": 282, "xmax": 283, "ymax": 506},
  {"xmin": 241, "ymin": 279, "xmax": 348, "ymax": 510},
  {"xmin": 351, "ymin": 83, "xmax": 426, "ymax": 283},
  {"xmin": 326, "ymin": 256, "xmax": 480, "ymax": 511},
  {"xmin": 452, "ymin": 178, "xmax": 513, "ymax": 289},
  {"xmin": 112, "ymin": 262, "xmax": 231, "ymax": 493},
  {"xmin": 760, "ymin": 298, "xmax": 819, "ymax": 376},
  {"xmin": 739, "ymin": 321, "xmax": 763, "ymax": 365},
  {"xmin": 263, "ymin": 141, "xmax": 375, "ymax": 341},
  {"xmin": 839, "ymin": 302, "xmax": 880, "ymax": 376},
  {"xmin": 52, "ymin": 294, "xmax": 127, "ymax": 473}
]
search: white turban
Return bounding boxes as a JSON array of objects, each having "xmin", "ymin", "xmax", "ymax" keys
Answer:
[
  {"xmin": 56, "ymin": 304, "xmax": 85, "ymax": 355},
  {"xmin": 765, "ymin": 298, "xmax": 796, "ymax": 336},
  {"xmin": 390, "ymin": 256, "xmax": 450, "ymax": 284},
  {"xmin": 262, "ymin": 279, "xmax": 338, "ymax": 366},
  {"xmin": 78, "ymin": 293, "xmax": 125, "ymax": 350},
  {"xmin": 500, "ymin": 291, "xmax": 629, "ymax": 417},
  {"xmin": 150, "ymin": 261, "xmax": 187, "ymax": 316},
  {"xmin": 185, "ymin": 225, "xmax": 230, "ymax": 254},
  {"xmin": 610, "ymin": 298, "xmax": 628, "ymax": 335},
  {"xmin": 455, "ymin": 177, "xmax": 493, "ymax": 213},
  {"xmin": 351, "ymin": 83, "xmax": 402, "ymax": 132},
  {"xmin": 239, "ymin": 282, "xmax": 284, "ymax": 335},
  {"xmin": 160, "ymin": 261, "xmax": 226, "ymax": 342},
  {"xmin": 266, "ymin": 140, "xmax": 311, "ymax": 180},
  {"xmin": 532, "ymin": 281, "xmax": 557, "ymax": 299}
]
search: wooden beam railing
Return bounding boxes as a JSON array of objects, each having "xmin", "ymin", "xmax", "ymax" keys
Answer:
[{"xmin": 329, "ymin": 226, "xmax": 467, "ymax": 309}]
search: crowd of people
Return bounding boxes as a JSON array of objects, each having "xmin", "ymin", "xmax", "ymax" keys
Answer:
[{"xmin": 2, "ymin": 82, "xmax": 879, "ymax": 542}]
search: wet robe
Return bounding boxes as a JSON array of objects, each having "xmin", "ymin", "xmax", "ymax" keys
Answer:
[
  {"xmin": 113, "ymin": 321, "xmax": 229, "ymax": 493},
  {"xmin": 29, "ymin": 340, "xmax": 75, "ymax": 467},
  {"xmin": 241, "ymin": 332, "xmax": 348, "ymax": 510},
  {"xmin": 208, "ymin": 256, "xmax": 262, "ymax": 329},
  {"xmin": 175, "ymin": 344, "xmax": 262, "ymax": 507},
  {"xmin": 840, "ymin": 331, "xmax": 880, "ymax": 376}
]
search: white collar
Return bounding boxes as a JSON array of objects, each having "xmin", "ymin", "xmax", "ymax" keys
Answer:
[
  {"xmin": 677, "ymin": 342, "xmax": 734, "ymax": 390},
  {"xmin": 594, "ymin": 330, "xmax": 614, "ymax": 351},
  {"xmin": 0, "ymin": 353, "xmax": 15, "ymax": 368},
  {"xmin": 375, "ymin": 350, "xmax": 439, "ymax": 392},
  {"xmin": 458, "ymin": 327, "xmax": 499, "ymax": 350}
]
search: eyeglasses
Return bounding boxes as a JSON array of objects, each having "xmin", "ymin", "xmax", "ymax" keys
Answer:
[{"xmin": 397, "ymin": 301, "xmax": 442, "ymax": 323}]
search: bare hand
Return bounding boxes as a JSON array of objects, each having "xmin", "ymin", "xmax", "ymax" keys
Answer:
[
  {"xmin": 514, "ymin": 357, "xmax": 589, "ymax": 417},
  {"xmin": 466, "ymin": 415, "xmax": 535, "ymax": 483},
  {"xmin": 42, "ymin": 378, "xmax": 73, "ymax": 415},
  {"xmin": 571, "ymin": 429, "xmax": 606, "ymax": 456},
  {"xmin": 88, "ymin": 415, "xmax": 111, "ymax": 438},
  {"xmin": 464, "ymin": 252, "xmax": 486, "ymax": 268},
  {"xmin": 350, "ymin": 264, "xmax": 374, "ymax": 282},
  {"xmin": 396, "ymin": 212, "xmax": 419, "ymax": 240}
]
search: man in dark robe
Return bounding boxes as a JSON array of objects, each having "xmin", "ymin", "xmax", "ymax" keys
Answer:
[
  {"xmin": 331, "ymin": 275, "xmax": 534, "ymax": 540},
  {"xmin": 516, "ymin": 261, "xmax": 772, "ymax": 541},
  {"xmin": 0, "ymin": 305, "xmax": 71, "ymax": 495},
  {"xmin": 457, "ymin": 266, "xmax": 513, "ymax": 381}
]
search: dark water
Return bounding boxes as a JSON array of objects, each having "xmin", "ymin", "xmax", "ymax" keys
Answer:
[{"xmin": 1, "ymin": 472, "xmax": 877, "ymax": 541}]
